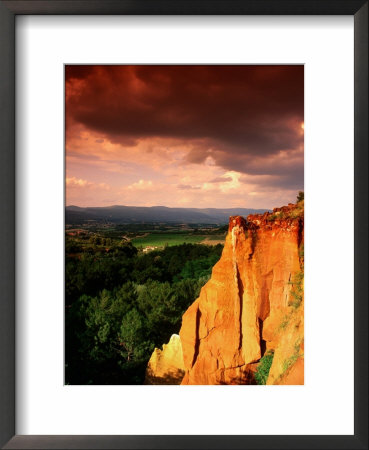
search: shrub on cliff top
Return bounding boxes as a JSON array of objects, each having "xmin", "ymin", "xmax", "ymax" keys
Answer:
[
  {"xmin": 255, "ymin": 351, "xmax": 274, "ymax": 385},
  {"xmin": 297, "ymin": 191, "xmax": 304, "ymax": 203}
]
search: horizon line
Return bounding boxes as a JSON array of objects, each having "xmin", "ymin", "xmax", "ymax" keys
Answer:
[{"xmin": 65, "ymin": 204, "xmax": 271, "ymax": 210}]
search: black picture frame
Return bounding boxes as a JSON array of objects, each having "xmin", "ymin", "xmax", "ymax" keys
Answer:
[{"xmin": 0, "ymin": 1, "xmax": 367, "ymax": 449}]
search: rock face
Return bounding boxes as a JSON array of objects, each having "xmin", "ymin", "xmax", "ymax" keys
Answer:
[
  {"xmin": 146, "ymin": 202, "xmax": 304, "ymax": 385},
  {"xmin": 145, "ymin": 334, "xmax": 185, "ymax": 384}
]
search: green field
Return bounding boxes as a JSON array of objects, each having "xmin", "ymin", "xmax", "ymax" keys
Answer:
[{"xmin": 131, "ymin": 233, "xmax": 225, "ymax": 248}]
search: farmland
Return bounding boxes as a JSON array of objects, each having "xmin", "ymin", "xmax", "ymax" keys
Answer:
[
  {"xmin": 65, "ymin": 222, "xmax": 227, "ymax": 252},
  {"xmin": 131, "ymin": 232, "xmax": 225, "ymax": 248}
]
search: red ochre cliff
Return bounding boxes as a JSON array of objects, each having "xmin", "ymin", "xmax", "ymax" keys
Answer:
[{"xmin": 145, "ymin": 202, "xmax": 304, "ymax": 385}]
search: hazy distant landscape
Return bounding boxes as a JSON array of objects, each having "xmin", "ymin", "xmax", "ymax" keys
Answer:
[
  {"xmin": 66, "ymin": 205, "xmax": 268, "ymax": 251},
  {"xmin": 66, "ymin": 205, "xmax": 268, "ymax": 225}
]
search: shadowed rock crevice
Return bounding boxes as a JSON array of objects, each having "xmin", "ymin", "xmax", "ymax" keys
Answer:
[
  {"xmin": 258, "ymin": 318, "xmax": 267, "ymax": 357},
  {"xmin": 236, "ymin": 264, "xmax": 244, "ymax": 350},
  {"xmin": 297, "ymin": 217, "xmax": 304, "ymax": 249},
  {"xmin": 192, "ymin": 307, "xmax": 201, "ymax": 367}
]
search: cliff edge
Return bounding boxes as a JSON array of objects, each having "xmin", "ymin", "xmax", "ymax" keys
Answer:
[{"xmin": 147, "ymin": 201, "xmax": 304, "ymax": 385}]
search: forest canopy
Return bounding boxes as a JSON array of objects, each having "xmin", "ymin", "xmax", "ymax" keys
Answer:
[{"xmin": 65, "ymin": 239, "xmax": 223, "ymax": 384}]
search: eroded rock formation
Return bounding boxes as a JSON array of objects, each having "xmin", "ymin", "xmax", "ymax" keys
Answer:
[
  {"xmin": 145, "ymin": 334, "xmax": 185, "ymax": 384},
  {"xmin": 147, "ymin": 202, "xmax": 304, "ymax": 385}
]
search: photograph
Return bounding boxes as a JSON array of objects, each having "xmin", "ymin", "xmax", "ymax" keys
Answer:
[
  {"xmin": 65, "ymin": 64, "xmax": 304, "ymax": 385},
  {"xmin": 1, "ymin": 1, "xmax": 366, "ymax": 446}
]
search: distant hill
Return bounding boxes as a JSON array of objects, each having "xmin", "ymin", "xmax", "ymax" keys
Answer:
[{"xmin": 65, "ymin": 205, "xmax": 269, "ymax": 225}]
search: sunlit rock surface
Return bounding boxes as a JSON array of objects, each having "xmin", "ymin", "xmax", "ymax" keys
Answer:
[
  {"xmin": 147, "ymin": 203, "xmax": 304, "ymax": 385},
  {"xmin": 145, "ymin": 334, "xmax": 185, "ymax": 384}
]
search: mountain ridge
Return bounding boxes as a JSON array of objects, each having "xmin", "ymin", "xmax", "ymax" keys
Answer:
[{"xmin": 65, "ymin": 205, "xmax": 270, "ymax": 224}]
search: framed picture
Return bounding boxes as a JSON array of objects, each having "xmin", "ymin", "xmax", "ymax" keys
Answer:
[{"xmin": 0, "ymin": 1, "xmax": 367, "ymax": 449}]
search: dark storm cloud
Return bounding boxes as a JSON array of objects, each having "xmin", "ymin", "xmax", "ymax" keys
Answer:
[
  {"xmin": 212, "ymin": 145, "xmax": 304, "ymax": 190},
  {"xmin": 66, "ymin": 65, "xmax": 304, "ymax": 190},
  {"xmin": 240, "ymin": 170, "xmax": 304, "ymax": 191}
]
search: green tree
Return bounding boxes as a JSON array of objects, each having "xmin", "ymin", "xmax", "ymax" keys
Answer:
[
  {"xmin": 297, "ymin": 191, "xmax": 304, "ymax": 203},
  {"xmin": 119, "ymin": 309, "xmax": 147, "ymax": 361}
]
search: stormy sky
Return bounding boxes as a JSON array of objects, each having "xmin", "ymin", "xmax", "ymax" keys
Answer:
[{"xmin": 66, "ymin": 65, "xmax": 304, "ymax": 209}]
